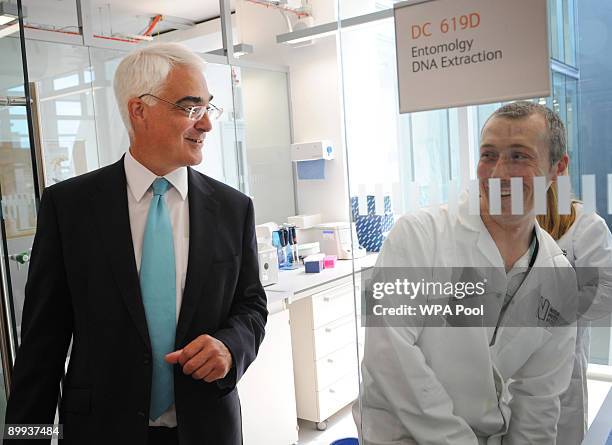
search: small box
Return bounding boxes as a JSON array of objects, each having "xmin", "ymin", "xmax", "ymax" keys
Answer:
[
  {"xmin": 324, "ymin": 255, "xmax": 337, "ymax": 269},
  {"xmin": 305, "ymin": 260, "xmax": 324, "ymax": 273},
  {"xmin": 304, "ymin": 254, "xmax": 325, "ymax": 273}
]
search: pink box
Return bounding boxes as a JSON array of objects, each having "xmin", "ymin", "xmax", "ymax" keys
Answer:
[{"xmin": 324, "ymin": 255, "xmax": 337, "ymax": 269}]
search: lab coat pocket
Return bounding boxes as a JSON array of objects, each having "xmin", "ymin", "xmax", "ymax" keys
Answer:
[{"xmin": 492, "ymin": 326, "xmax": 552, "ymax": 380}]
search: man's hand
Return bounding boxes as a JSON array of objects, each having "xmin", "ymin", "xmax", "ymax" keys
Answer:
[{"xmin": 165, "ymin": 335, "xmax": 233, "ymax": 382}]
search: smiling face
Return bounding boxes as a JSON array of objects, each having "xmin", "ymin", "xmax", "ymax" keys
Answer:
[
  {"xmin": 478, "ymin": 113, "xmax": 560, "ymax": 220},
  {"xmin": 129, "ymin": 64, "xmax": 212, "ymax": 175}
]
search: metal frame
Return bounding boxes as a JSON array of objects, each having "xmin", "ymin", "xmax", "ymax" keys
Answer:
[
  {"xmin": 0, "ymin": 202, "xmax": 15, "ymax": 394},
  {"xmin": 551, "ymin": 58, "xmax": 580, "ymax": 79},
  {"xmin": 0, "ymin": 0, "xmax": 43, "ymax": 395},
  {"xmin": 220, "ymin": 0, "xmax": 234, "ymax": 60},
  {"xmin": 29, "ymin": 82, "xmax": 46, "ymax": 199}
]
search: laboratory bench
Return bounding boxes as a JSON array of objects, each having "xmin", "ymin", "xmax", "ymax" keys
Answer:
[
  {"xmin": 237, "ymin": 254, "xmax": 377, "ymax": 445},
  {"xmin": 265, "ymin": 253, "xmax": 378, "ymax": 303}
]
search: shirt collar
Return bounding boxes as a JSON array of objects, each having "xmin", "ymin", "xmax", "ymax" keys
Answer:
[{"xmin": 124, "ymin": 149, "xmax": 188, "ymax": 202}]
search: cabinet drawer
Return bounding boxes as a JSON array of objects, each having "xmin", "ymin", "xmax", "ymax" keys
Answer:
[
  {"xmin": 318, "ymin": 371, "xmax": 359, "ymax": 421},
  {"xmin": 315, "ymin": 342, "xmax": 358, "ymax": 391},
  {"xmin": 311, "ymin": 282, "xmax": 355, "ymax": 329},
  {"xmin": 313, "ymin": 315, "xmax": 356, "ymax": 359}
]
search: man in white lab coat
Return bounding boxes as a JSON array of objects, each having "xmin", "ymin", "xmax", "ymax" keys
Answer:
[{"xmin": 356, "ymin": 102, "xmax": 578, "ymax": 445}]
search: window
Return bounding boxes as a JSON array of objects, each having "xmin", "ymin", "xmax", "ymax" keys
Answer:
[{"xmin": 53, "ymin": 73, "xmax": 80, "ymax": 91}]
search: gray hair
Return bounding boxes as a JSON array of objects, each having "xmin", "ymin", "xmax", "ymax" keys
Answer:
[
  {"xmin": 484, "ymin": 101, "xmax": 567, "ymax": 164},
  {"xmin": 113, "ymin": 42, "xmax": 207, "ymax": 136}
]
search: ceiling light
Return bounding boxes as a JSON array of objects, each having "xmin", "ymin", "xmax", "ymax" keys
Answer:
[
  {"xmin": 276, "ymin": 8, "xmax": 393, "ymax": 45},
  {"xmin": 0, "ymin": 22, "xmax": 19, "ymax": 38},
  {"xmin": 276, "ymin": 21, "xmax": 337, "ymax": 45},
  {"xmin": 0, "ymin": 1, "xmax": 18, "ymax": 26},
  {"xmin": 160, "ymin": 15, "xmax": 196, "ymax": 30},
  {"xmin": 208, "ymin": 43, "xmax": 254, "ymax": 59},
  {"xmin": 233, "ymin": 43, "xmax": 254, "ymax": 58}
]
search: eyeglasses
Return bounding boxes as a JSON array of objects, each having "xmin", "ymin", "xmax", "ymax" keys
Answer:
[{"xmin": 138, "ymin": 93, "xmax": 224, "ymax": 121}]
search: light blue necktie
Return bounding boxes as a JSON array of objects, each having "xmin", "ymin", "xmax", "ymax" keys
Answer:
[{"xmin": 140, "ymin": 177, "xmax": 176, "ymax": 420}]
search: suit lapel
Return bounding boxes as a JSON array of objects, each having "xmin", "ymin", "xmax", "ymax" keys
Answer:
[
  {"xmin": 90, "ymin": 157, "xmax": 151, "ymax": 349},
  {"xmin": 176, "ymin": 168, "xmax": 219, "ymax": 347}
]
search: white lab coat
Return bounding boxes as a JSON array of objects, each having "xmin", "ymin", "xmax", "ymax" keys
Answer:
[
  {"xmin": 556, "ymin": 204, "xmax": 612, "ymax": 445},
  {"xmin": 356, "ymin": 198, "xmax": 577, "ymax": 445}
]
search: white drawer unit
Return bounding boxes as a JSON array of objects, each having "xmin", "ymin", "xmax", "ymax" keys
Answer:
[
  {"xmin": 317, "ymin": 371, "xmax": 359, "ymax": 422},
  {"xmin": 311, "ymin": 281, "xmax": 355, "ymax": 328},
  {"xmin": 315, "ymin": 342, "xmax": 358, "ymax": 391},
  {"xmin": 289, "ymin": 277, "xmax": 361, "ymax": 430},
  {"xmin": 313, "ymin": 314, "xmax": 356, "ymax": 359}
]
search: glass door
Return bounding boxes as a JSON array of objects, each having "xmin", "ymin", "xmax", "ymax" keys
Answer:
[{"xmin": 0, "ymin": 0, "xmax": 41, "ymax": 431}]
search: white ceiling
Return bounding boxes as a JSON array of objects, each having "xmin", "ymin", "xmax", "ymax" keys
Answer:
[{"xmin": 21, "ymin": 0, "xmax": 234, "ymax": 36}]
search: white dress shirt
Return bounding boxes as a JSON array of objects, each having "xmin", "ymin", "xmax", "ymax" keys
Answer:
[{"xmin": 124, "ymin": 149, "xmax": 190, "ymax": 427}]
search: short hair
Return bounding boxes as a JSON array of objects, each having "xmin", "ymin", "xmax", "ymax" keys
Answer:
[
  {"xmin": 113, "ymin": 42, "xmax": 207, "ymax": 136},
  {"xmin": 484, "ymin": 101, "xmax": 567, "ymax": 164}
]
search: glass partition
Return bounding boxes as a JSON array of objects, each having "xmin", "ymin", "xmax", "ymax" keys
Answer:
[
  {"xmin": 191, "ymin": 62, "xmax": 239, "ymax": 187},
  {"xmin": 0, "ymin": 12, "xmax": 285, "ymax": 441},
  {"xmin": 239, "ymin": 66, "xmax": 294, "ymax": 224},
  {"xmin": 88, "ymin": 47, "xmax": 129, "ymax": 167},
  {"xmin": 338, "ymin": 0, "xmax": 399, "ymax": 21},
  {"xmin": 21, "ymin": 0, "xmax": 80, "ymax": 36},
  {"xmin": 0, "ymin": 5, "xmax": 36, "ymax": 433},
  {"xmin": 338, "ymin": 0, "xmax": 612, "ymax": 443},
  {"xmin": 26, "ymin": 40, "xmax": 101, "ymax": 185},
  {"xmin": 0, "ymin": 32, "xmax": 37, "ymax": 343},
  {"xmin": 8, "ymin": 14, "xmax": 250, "ymax": 346}
]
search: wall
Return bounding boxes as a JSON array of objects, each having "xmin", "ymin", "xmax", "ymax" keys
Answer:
[
  {"xmin": 241, "ymin": 67, "xmax": 295, "ymax": 224},
  {"xmin": 236, "ymin": 0, "xmax": 350, "ymax": 223},
  {"xmin": 288, "ymin": 35, "xmax": 349, "ymax": 222}
]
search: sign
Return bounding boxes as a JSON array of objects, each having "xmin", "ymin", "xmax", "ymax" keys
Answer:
[{"xmin": 394, "ymin": 0, "xmax": 550, "ymax": 113}]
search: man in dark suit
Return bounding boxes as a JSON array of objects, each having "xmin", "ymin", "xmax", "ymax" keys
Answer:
[{"xmin": 5, "ymin": 43, "xmax": 267, "ymax": 445}]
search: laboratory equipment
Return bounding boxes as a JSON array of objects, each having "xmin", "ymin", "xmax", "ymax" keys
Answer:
[
  {"xmin": 255, "ymin": 223, "xmax": 280, "ymax": 286},
  {"xmin": 290, "ymin": 140, "xmax": 335, "ymax": 161},
  {"xmin": 300, "ymin": 222, "xmax": 366, "ymax": 260}
]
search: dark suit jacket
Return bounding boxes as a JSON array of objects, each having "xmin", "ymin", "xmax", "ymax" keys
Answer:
[{"xmin": 5, "ymin": 157, "xmax": 268, "ymax": 445}]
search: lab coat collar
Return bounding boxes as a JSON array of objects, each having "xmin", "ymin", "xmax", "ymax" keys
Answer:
[
  {"xmin": 455, "ymin": 192, "xmax": 563, "ymax": 268},
  {"xmin": 531, "ymin": 222, "xmax": 565, "ymax": 265},
  {"xmin": 124, "ymin": 149, "xmax": 188, "ymax": 201},
  {"xmin": 455, "ymin": 193, "xmax": 504, "ymax": 268}
]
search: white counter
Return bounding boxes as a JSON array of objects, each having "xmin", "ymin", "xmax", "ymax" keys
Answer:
[{"xmin": 264, "ymin": 253, "xmax": 378, "ymax": 305}]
